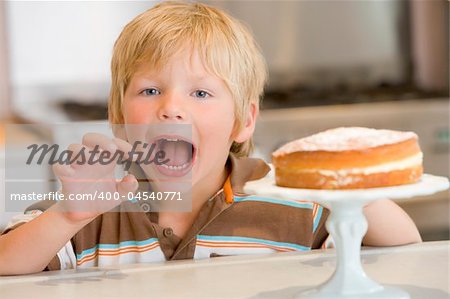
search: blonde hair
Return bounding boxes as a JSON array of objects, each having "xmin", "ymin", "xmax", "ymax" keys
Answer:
[{"xmin": 108, "ymin": 1, "xmax": 267, "ymax": 157}]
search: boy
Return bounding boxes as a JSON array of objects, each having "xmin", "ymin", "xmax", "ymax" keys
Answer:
[{"xmin": 0, "ymin": 1, "xmax": 421, "ymax": 275}]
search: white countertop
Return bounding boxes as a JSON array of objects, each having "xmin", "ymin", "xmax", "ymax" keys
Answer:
[{"xmin": 0, "ymin": 241, "xmax": 448, "ymax": 299}]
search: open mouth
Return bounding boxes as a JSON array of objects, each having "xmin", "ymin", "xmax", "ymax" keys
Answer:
[{"xmin": 153, "ymin": 135, "xmax": 196, "ymax": 177}]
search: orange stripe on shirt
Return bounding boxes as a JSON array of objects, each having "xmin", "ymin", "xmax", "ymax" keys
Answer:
[
  {"xmin": 196, "ymin": 241, "xmax": 295, "ymax": 252},
  {"xmin": 77, "ymin": 243, "xmax": 160, "ymax": 265},
  {"xmin": 197, "ymin": 242, "xmax": 292, "ymax": 252}
]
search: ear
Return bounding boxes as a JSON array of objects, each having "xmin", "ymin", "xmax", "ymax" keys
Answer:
[{"xmin": 234, "ymin": 102, "xmax": 258, "ymax": 143}]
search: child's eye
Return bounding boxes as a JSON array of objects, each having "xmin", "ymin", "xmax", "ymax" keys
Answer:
[
  {"xmin": 141, "ymin": 88, "xmax": 160, "ymax": 96},
  {"xmin": 192, "ymin": 90, "xmax": 211, "ymax": 99}
]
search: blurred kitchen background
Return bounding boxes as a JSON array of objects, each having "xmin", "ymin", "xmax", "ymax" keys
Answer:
[{"xmin": 0, "ymin": 1, "xmax": 448, "ymax": 241}]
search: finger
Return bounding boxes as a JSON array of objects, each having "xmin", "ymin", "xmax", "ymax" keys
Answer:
[
  {"xmin": 67, "ymin": 143, "xmax": 91, "ymax": 169},
  {"xmin": 82, "ymin": 133, "xmax": 117, "ymax": 153},
  {"xmin": 52, "ymin": 163, "xmax": 75, "ymax": 178},
  {"xmin": 117, "ymin": 174, "xmax": 138, "ymax": 201},
  {"xmin": 112, "ymin": 137, "xmax": 134, "ymax": 160}
]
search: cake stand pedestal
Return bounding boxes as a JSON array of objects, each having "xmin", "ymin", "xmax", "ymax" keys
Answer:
[{"xmin": 244, "ymin": 174, "xmax": 449, "ymax": 299}]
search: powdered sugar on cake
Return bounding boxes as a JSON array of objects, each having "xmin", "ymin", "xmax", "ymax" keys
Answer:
[{"xmin": 273, "ymin": 127, "xmax": 417, "ymax": 155}]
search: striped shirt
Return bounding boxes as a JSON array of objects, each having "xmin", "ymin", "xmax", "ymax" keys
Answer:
[{"xmin": 2, "ymin": 154, "xmax": 329, "ymax": 270}]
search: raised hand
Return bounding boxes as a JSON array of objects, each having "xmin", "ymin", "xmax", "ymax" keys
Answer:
[{"xmin": 52, "ymin": 133, "xmax": 138, "ymax": 223}]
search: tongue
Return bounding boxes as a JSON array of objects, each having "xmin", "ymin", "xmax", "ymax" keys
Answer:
[{"xmin": 161, "ymin": 140, "xmax": 191, "ymax": 166}]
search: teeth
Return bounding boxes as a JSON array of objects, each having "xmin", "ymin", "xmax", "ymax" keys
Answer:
[
  {"xmin": 164, "ymin": 138, "xmax": 178, "ymax": 142},
  {"xmin": 160, "ymin": 162, "xmax": 190, "ymax": 170}
]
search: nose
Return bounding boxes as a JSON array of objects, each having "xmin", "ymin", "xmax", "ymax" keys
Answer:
[{"xmin": 157, "ymin": 93, "xmax": 187, "ymax": 122}]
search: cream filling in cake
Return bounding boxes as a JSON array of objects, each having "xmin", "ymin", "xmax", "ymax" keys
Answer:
[{"xmin": 289, "ymin": 152, "xmax": 423, "ymax": 177}]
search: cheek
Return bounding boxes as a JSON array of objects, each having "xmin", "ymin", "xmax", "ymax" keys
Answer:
[
  {"xmin": 197, "ymin": 105, "xmax": 235, "ymax": 141},
  {"xmin": 123, "ymin": 101, "xmax": 155, "ymax": 124}
]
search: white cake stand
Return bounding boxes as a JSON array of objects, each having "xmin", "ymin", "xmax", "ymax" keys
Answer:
[{"xmin": 244, "ymin": 174, "xmax": 449, "ymax": 299}]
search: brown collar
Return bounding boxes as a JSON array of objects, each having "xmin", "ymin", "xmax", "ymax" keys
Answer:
[{"xmin": 227, "ymin": 153, "xmax": 271, "ymax": 198}]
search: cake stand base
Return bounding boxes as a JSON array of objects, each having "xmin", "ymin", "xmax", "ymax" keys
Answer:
[
  {"xmin": 294, "ymin": 286, "xmax": 410, "ymax": 299},
  {"xmin": 244, "ymin": 174, "xmax": 449, "ymax": 299}
]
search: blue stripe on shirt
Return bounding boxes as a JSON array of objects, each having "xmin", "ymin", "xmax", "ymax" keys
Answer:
[
  {"xmin": 313, "ymin": 205, "xmax": 323, "ymax": 233},
  {"xmin": 197, "ymin": 235, "xmax": 310, "ymax": 251},
  {"xmin": 76, "ymin": 238, "xmax": 159, "ymax": 260}
]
